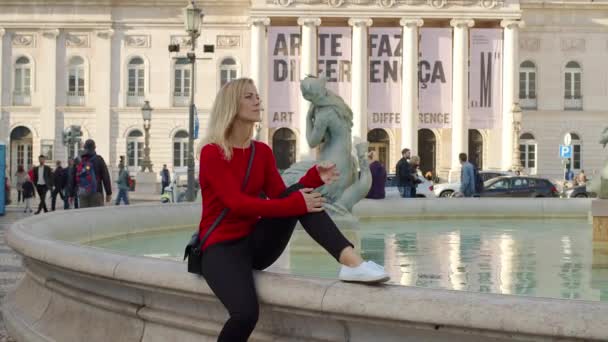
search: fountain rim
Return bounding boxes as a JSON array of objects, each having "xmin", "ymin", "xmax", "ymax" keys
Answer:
[{"xmin": 4, "ymin": 200, "xmax": 607, "ymax": 341}]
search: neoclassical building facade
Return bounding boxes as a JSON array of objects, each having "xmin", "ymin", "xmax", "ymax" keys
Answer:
[{"xmin": 0, "ymin": 0, "xmax": 606, "ymax": 183}]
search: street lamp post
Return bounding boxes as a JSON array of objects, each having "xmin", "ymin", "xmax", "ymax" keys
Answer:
[
  {"xmin": 511, "ymin": 102, "xmax": 523, "ymax": 173},
  {"xmin": 141, "ymin": 100, "xmax": 154, "ymax": 173},
  {"xmin": 184, "ymin": 0, "xmax": 203, "ymax": 202}
]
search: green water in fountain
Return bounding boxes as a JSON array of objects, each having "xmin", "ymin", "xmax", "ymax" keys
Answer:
[{"xmin": 91, "ymin": 218, "xmax": 608, "ymax": 302}]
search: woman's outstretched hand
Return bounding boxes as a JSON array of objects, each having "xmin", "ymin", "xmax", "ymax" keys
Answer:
[
  {"xmin": 300, "ymin": 188, "xmax": 325, "ymax": 212},
  {"xmin": 317, "ymin": 161, "xmax": 340, "ymax": 185}
]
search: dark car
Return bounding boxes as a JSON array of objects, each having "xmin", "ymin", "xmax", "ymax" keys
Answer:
[
  {"xmin": 480, "ymin": 176, "xmax": 559, "ymax": 198},
  {"xmin": 564, "ymin": 185, "xmax": 597, "ymax": 198}
]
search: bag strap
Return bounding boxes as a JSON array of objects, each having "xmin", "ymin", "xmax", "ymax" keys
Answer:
[{"xmin": 197, "ymin": 141, "xmax": 256, "ymax": 250}]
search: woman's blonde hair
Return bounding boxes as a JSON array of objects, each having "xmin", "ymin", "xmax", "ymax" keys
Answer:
[{"xmin": 200, "ymin": 78, "xmax": 255, "ymax": 160}]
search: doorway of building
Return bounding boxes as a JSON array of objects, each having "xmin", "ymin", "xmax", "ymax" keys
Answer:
[
  {"xmin": 9, "ymin": 126, "xmax": 34, "ymax": 179},
  {"xmin": 272, "ymin": 128, "xmax": 297, "ymax": 171},
  {"xmin": 417, "ymin": 129, "xmax": 436, "ymax": 177},
  {"xmin": 468, "ymin": 129, "xmax": 483, "ymax": 170},
  {"xmin": 367, "ymin": 128, "xmax": 390, "ymax": 169}
]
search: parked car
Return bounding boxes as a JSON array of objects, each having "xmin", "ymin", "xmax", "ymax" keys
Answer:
[
  {"xmin": 386, "ymin": 173, "xmax": 435, "ymax": 198},
  {"xmin": 479, "ymin": 176, "xmax": 559, "ymax": 198},
  {"xmin": 433, "ymin": 170, "xmax": 511, "ymax": 198},
  {"xmin": 564, "ymin": 184, "xmax": 597, "ymax": 198}
]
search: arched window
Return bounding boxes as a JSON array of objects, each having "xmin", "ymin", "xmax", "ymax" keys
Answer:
[
  {"xmin": 519, "ymin": 132, "xmax": 537, "ymax": 174},
  {"xmin": 127, "ymin": 57, "xmax": 145, "ymax": 106},
  {"xmin": 67, "ymin": 56, "xmax": 85, "ymax": 106},
  {"xmin": 173, "ymin": 58, "xmax": 191, "ymax": 107},
  {"xmin": 519, "ymin": 61, "xmax": 536, "ymax": 109},
  {"xmin": 367, "ymin": 128, "xmax": 390, "ymax": 169},
  {"xmin": 173, "ymin": 130, "xmax": 189, "ymax": 168},
  {"xmin": 219, "ymin": 57, "xmax": 239, "ymax": 87},
  {"xmin": 564, "ymin": 61, "xmax": 582, "ymax": 110},
  {"xmin": 126, "ymin": 130, "xmax": 144, "ymax": 169},
  {"xmin": 14, "ymin": 56, "xmax": 32, "ymax": 106}
]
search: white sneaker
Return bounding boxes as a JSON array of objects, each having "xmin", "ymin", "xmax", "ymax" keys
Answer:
[{"xmin": 339, "ymin": 261, "xmax": 390, "ymax": 283}]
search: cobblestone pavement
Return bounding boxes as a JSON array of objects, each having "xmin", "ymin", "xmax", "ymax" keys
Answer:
[
  {"xmin": 0, "ymin": 206, "xmax": 26, "ymax": 342},
  {"xmin": 0, "ymin": 191, "xmax": 159, "ymax": 341}
]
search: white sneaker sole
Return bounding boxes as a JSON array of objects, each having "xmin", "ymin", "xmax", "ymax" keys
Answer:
[{"xmin": 339, "ymin": 274, "xmax": 390, "ymax": 284}]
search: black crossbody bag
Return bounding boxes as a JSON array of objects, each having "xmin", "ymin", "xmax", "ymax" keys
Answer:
[{"xmin": 184, "ymin": 142, "xmax": 256, "ymax": 275}]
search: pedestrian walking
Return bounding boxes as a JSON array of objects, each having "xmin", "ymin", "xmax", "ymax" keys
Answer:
[
  {"xmin": 21, "ymin": 175, "xmax": 35, "ymax": 214},
  {"xmin": 160, "ymin": 164, "xmax": 170, "ymax": 194},
  {"xmin": 14, "ymin": 165, "xmax": 26, "ymax": 203},
  {"xmin": 65, "ymin": 158, "xmax": 79, "ymax": 209},
  {"xmin": 115, "ymin": 162, "xmax": 130, "ymax": 205},
  {"xmin": 195, "ymin": 78, "xmax": 389, "ymax": 342},
  {"xmin": 395, "ymin": 148, "xmax": 415, "ymax": 198},
  {"xmin": 459, "ymin": 153, "xmax": 476, "ymax": 197},
  {"xmin": 75, "ymin": 139, "xmax": 112, "ymax": 208},
  {"xmin": 409, "ymin": 155, "xmax": 422, "ymax": 198},
  {"xmin": 366, "ymin": 151, "xmax": 386, "ymax": 199},
  {"xmin": 32, "ymin": 155, "xmax": 52, "ymax": 214},
  {"xmin": 51, "ymin": 161, "xmax": 66, "ymax": 211}
]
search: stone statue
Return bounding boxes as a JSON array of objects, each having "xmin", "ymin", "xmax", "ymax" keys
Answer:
[
  {"xmin": 590, "ymin": 127, "xmax": 608, "ymax": 199},
  {"xmin": 282, "ymin": 77, "xmax": 371, "ymax": 217}
]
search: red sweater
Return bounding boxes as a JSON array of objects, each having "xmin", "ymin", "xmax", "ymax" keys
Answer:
[{"xmin": 198, "ymin": 141, "xmax": 324, "ymax": 250}]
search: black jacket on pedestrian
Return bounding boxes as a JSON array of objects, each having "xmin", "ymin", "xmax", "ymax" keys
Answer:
[
  {"xmin": 52, "ymin": 166, "xmax": 66, "ymax": 190},
  {"xmin": 22, "ymin": 181, "xmax": 35, "ymax": 199},
  {"xmin": 396, "ymin": 157, "xmax": 415, "ymax": 187},
  {"xmin": 75, "ymin": 150, "xmax": 112, "ymax": 196},
  {"xmin": 66, "ymin": 164, "xmax": 78, "ymax": 197},
  {"xmin": 32, "ymin": 165, "xmax": 53, "ymax": 187}
]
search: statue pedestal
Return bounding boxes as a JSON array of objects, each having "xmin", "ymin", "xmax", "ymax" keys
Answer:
[
  {"xmin": 592, "ymin": 199, "xmax": 608, "ymax": 267},
  {"xmin": 135, "ymin": 172, "xmax": 158, "ymax": 195}
]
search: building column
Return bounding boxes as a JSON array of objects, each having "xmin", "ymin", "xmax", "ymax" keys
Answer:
[
  {"xmin": 348, "ymin": 18, "xmax": 373, "ymax": 144},
  {"xmin": 400, "ymin": 18, "xmax": 424, "ymax": 154},
  {"xmin": 249, "ymin": 17, "xmax": 271, "ymax": 144},
  {"xmin": 40, "ymin": 29, "xmax": 60, "ymax": 160},
  {"xmin": 95, "ymin": 29, "xmax": 114, "ymax": 165},
  {"xmin": 449, "ymin": 19, "xmax": 474, "ymax": 177},
  {"xmin": 501, "ymin": 20, "xmax": 524, "ymax": 171},
  {"xmin": 0, "ymin": 28, "xmax": 5, "ymax": 111},
  {"xmin": 297, "ymin": 17, "xmax": 321, "ymax": 160}
]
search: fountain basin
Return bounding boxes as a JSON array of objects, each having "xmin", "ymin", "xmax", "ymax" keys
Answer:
[{"xmin": 4, "ymin": 199, "xmax": 608, "ymax": 341}]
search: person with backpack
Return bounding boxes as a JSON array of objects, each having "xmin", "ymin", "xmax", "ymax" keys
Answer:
[
  {"xmin": 196, "ymin": 78, "xmax": 389, "ymax": 342},
  {"xmin": 75, "ymin": 139, "xmax": 112, "ymax": 208},
  {"xmin": 115, "ymin": 161, "xmax": 130, "ymax": 205},
  {"xmin": 458, "ymin": 153, "xmax": 476, "ymax": 197}
]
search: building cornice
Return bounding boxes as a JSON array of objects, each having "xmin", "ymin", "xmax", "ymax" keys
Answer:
[
  {"xmin": 521, "ymin": 0, "xmax": 608, "ymax": 10},
  {"xmin": 251, "ymin": 9, "xmax": 521, "ymax": 20},
  {"xmin": 0, "ymin": 0, "xmax": 228, "ymax": 6}
]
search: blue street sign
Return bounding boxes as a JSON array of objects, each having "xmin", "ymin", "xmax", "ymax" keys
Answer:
[{"xmin": 559, "ymin": 145, "xmax": 572, "ymax": 159}]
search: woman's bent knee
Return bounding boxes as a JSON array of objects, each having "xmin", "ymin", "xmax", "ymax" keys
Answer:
[{"xmin": 229, "ymin": 308, "xmax": 259, "ymax": 333}]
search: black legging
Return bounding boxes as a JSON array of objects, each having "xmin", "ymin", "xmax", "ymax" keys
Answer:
[{"xmin": 201, "ymin": 209, "xmax": 353, "ymax": 342}]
